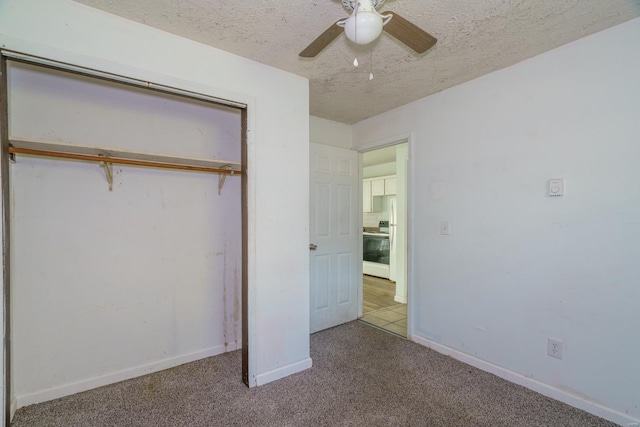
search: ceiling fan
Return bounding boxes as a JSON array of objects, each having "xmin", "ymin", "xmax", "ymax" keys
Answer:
[{"xmin": 299, "ymin": 0, "xmax": 437, "ymax": 58}]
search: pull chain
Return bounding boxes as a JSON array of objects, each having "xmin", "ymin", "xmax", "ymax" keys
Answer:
[
  {"xmin": 369, "ymin": 46, "xmax": 374, "ymax": 80},
  {"xmin": 353, "ymin": 2, "xmax": 360, "ymax": 67}
]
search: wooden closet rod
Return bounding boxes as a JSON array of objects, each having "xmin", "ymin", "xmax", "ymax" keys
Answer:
[{"xmin": 8, "ymin": 146, "xmax": 240, "ymax": 176}]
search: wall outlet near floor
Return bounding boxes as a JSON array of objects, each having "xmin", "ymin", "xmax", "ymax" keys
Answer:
[{"xmin": 547, "ymin": 338, "xmax": 563, "ymax": 359}]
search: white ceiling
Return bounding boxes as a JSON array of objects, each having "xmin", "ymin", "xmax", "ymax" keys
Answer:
[{"xmin": 73, "ymin": 0, "xmax": 640, "ymax": 125}]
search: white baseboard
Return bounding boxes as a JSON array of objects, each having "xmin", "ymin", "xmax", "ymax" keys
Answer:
[
  {"xmin": 394, "ymin": 295, "xmax": 407, "ymax": 304},
  {"xmin": 255, "ymin": 357, "xmax": 312, "ymax": 387},
  {"xmin": 411, "ymin": 334, "xmax": 639, "ymax": 427},
  {"xmin": 10, "ymin": 396, "xmax": 17, "ymax": 422},
  {"xmin": 15, "ymin": 340, "xmax": 241, "ymax": 409}
]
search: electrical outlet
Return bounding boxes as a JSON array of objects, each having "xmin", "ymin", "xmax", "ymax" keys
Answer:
[{"xmin": 547, "ymin": 338, "xmax": 563, "ymax": 359}]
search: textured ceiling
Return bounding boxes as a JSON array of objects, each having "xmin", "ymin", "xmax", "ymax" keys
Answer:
[{"xmin": 73, "ymin": 0, "xmax": 640, "ymax": 124}]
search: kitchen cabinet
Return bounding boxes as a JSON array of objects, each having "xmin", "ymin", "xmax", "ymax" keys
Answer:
[
  {"xmin": 371, "ymin": 179, "xmax": 385, "ymax": 196},
  {"xmin": 363, "ymin": 175, "xmax": 396, "ymax": 212},
  {"xmin": 368, "ymin": 175, "xmax": 396, "ymax": 196},
  {"xmin": 363, "ymin": 180, "xmax": 384, "ymax": 213},
  {"xmin": 363, "ymin": 180, "xmax": 372, "ymax": 212},
  {"xmin": 384, "ymin": 177, "xmax": 396, "ymax": 195}
]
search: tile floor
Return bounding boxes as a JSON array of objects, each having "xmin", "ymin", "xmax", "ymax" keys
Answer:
[{"xmin": 360, "ymin": 303, "xmax": 407, "ymax": 337}]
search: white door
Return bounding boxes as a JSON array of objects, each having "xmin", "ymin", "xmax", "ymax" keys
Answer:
[{"xmin": 309, "ymin": 143, "xmax": 359, "ymax": 333}]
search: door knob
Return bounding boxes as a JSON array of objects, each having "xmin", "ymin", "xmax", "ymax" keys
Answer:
[{"xmin": 309, "ymin": 243, "xmax": 317, "ymax": 251}]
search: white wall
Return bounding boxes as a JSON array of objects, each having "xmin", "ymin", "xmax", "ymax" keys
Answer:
[
  {"xmin": 363, "ymin": 162, "xmax": 395, "ymax": 179},
  {"xmin": 310, "ymin": 116, "xmax": 352, "ymax": 149},
  {"xmin": 353, "ymin": 18, "xmax": 640, "ymax": 425},
  {"xmin": 0, "ymin": 0, "xmax": 310, "ymax": 411}
]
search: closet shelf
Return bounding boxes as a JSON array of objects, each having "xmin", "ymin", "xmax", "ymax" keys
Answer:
[{"xmin": 8, "ymin": 138, "xmax": 241, "ymax": 175}]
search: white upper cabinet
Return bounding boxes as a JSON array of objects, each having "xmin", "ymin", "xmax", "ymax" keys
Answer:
[
  {"xmin": 363, "ymin": 175, "xmax": 396, "ymax": 212},
  {"xmin": 363, "ymin": 180, "xmax": 372, "ymax": 213},
  {"xmin": 384, "ymin": 177, "xmax": 396, "ymax": 195},
  {"xmin": 368, "ymin": 175, "xmax": 396, "ymax": 196},
  {"xmin": 371, "ymin": 179, "xmax": 385, "ymax": 196}
]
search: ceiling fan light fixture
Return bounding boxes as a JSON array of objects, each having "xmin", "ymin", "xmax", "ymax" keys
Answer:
[
  {"xmin": 299, "ymin": 0, "xmax": 437, "ymax": 59},
  {"xmin": 344, "ymin": 11, "xmax": 383, "ymax": 45}
]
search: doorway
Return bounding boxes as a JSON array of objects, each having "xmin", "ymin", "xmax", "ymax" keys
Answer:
[{"xmin": 359, "ymin": 142, "xmax": 408, "ymax": 337}]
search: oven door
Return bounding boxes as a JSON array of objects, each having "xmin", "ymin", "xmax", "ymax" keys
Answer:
[{"xmin": 363, "ymin": 234, "xmax": 390, "ymax": 265}]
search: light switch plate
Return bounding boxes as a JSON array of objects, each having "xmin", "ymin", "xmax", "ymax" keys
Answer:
[
  {"xmin": 548, "ymin": 179, "xmax": 564, "ymax": 197},
  {"xmin": 440, "ymin": 220, "xmax": 450, "ymax": 235}
]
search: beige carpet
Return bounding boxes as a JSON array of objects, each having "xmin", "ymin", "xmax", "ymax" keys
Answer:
[{"xmin": 12, "ymin": 321, "xmax": 615, "ymax": 426}]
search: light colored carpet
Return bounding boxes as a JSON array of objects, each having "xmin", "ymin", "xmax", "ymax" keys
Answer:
[{"xmin": 11, "ymin": 321, "xmax": 615, "ymax": 426}]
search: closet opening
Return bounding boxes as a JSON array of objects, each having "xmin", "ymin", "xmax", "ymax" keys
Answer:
[{"xmin": 0, "ymin": 52, "xmax": 249, "ymax": 423}]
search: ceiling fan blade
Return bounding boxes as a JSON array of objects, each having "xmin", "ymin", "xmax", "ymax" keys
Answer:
[
  {"xmin": 383, "ymin": 11, "xmax": 437, "ymax": 54},
  {"xmin": 299, "ymin": 21, "xmax": 344, "ymax": 58}
]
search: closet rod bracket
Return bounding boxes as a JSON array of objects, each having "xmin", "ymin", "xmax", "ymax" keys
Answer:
[
  {"xmin": 98, "ymin": 154, "xmax": 113, "ymax": 191},
  {"xmin": 218, "ymin": 165, "xmax": 234, "ymax": 194}
]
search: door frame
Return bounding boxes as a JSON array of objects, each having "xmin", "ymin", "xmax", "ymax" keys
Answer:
[{"xmin": 358, "ymin": 132, "xmax": 415, "ymax": 338}]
